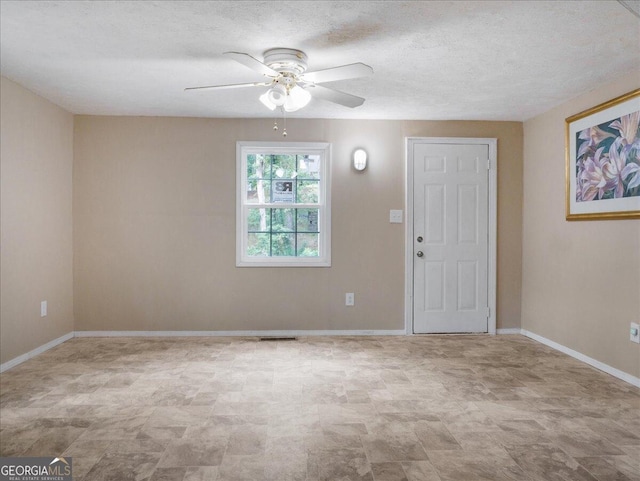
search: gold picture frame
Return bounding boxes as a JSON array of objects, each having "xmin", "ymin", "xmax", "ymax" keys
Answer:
[{"xmin": 565, "ymin": 88, "xmax": 640, "ymax": 220}]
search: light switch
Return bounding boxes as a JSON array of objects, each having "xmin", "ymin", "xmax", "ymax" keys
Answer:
[{"xmin": 390, "ymin": 210, "xmax": 403, "ymax": 224}]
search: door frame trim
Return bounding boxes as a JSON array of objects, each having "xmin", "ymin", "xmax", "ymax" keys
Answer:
[{"xmin": 404, "ymin": 137, "xmax": 497, "ymax": 335}]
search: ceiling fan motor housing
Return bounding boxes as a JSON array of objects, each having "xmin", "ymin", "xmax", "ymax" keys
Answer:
[{"xmin": 263, "ymin": 48, "xmax": 308, "ymax": 75}]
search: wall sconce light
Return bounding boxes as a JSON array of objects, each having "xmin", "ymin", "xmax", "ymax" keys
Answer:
[{"xmin": 353, "ymin": 148, "xmax": 368, "ymax": 171}]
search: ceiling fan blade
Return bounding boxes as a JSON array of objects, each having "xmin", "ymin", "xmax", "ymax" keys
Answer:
[
  {"xmin": 304, "ymin": 84, "xmax": 365, "ymax": 108},
  {"xmin": 224, "ymin": 51, "xmax": 279, "ymax": 77},
  {"xmin": 184, "ymin": 81, "xmax": 270, "ymax": 92},
  {"xmin": 300, "ymin": 63, "xmax": 373, "ymax": 84}
]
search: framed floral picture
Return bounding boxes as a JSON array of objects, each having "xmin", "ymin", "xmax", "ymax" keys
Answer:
[{"xmin": 566, "ymin": 89, "xmax": 640, "ymax": 220}]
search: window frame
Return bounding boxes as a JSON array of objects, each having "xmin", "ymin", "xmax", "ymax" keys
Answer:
[{"xmin": 236, "ymin": 141, "xmax": 331, "ymax": 267}]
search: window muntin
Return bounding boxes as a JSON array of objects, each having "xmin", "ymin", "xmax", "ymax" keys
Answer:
[{"xmin": 237, "ymin": 142, "xmax": 330, "ymax": 267}]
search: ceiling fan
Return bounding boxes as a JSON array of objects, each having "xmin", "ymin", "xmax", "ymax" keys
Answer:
[{"xmin": 185, "ymin": 48, "xmax": 373, "ymax": 112}]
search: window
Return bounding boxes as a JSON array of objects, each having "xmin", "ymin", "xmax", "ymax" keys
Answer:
[{"xmin": 236, "ymin": 142, "xmax": 331, "ymax": 267}]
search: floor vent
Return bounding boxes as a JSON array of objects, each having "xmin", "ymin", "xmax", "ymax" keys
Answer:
[{"xmin": 259, "ymin": 337, "xmax": 297, "ymax": 341}]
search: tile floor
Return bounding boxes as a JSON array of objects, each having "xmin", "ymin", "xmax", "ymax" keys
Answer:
[{"xmin": 0, "ymin": 335, "xmax": 639, "ymax": 481}]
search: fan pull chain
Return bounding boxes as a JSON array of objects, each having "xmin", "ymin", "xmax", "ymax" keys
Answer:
[
  {"xmin": 271, "ymin": 107, "xmax": 287, "ymax": 137},
  {"xmin": 282, "ymin": 108, "xmax": 287, "ymax": 137}
]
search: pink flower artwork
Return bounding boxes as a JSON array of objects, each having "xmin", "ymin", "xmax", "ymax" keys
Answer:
[{"xmin": 576, "ymin": 111, "xmax": 640, "ymax": 202}]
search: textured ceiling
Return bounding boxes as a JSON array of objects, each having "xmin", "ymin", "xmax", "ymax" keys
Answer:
[{"xmin": 1, "ymin": 1, "xmax": 639, "ymax": 121}]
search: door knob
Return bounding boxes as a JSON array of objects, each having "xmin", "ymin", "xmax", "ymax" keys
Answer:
[
  {"xmin": 416, "ymin": 251, "xmax": 424, "ymax": 257},
  {"xmin": 417, "ymin": 236, "xmax": 423, "ymax": 243}
]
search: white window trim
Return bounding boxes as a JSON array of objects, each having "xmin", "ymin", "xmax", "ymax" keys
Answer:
[{"xmin": 236, "ymin": 141, "xmax": 331, "ymax": 267}]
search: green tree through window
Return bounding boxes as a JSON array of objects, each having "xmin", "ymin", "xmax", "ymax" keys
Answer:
[{"xmin": 237, "ymin": 143, "xmax": 330, "ymax": 267}]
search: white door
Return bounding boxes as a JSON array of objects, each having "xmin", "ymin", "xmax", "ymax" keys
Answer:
[{"xmin": 412, "ymin": 141, "xmax": 490, "ymax": 333}]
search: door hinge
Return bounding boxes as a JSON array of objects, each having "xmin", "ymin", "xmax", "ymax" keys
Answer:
[
  {"xmin": 486, "ymin": 307, "xmax": 491, "ymax": 318},
  {"xmin": 487, "ymin": 158, "xmax": 491, "ymax": 170}
]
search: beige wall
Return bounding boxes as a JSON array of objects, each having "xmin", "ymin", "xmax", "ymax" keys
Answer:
[
  {"xmin": 0, "ymin": 77, "xmax": 74, "ymax": 364},
  {"xmin": 73, "ymin": 116, "xmax": 523, "ymax": 333},
  {"xmin": 522, "ymin": 70, "xmax": 640, "ymax": 377},
  {"xmin": 4, "ymin": 66, "xmax": 638, "ymax": 380}
]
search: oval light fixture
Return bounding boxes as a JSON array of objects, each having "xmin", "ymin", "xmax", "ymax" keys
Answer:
[
  {"xmin": 259, "ymin": 91, "xmax": 276, "ymax": 111},
  {"xmin": 353, "ymin": 148, "xmax": 368, "ymax": 171},
  {"xmin": 284, "ymin": 85, "xmax": 312, "ymax": 112},
  {"xmin": 267, "ymin": 84, "xmax": 287, "ymax": 106}
]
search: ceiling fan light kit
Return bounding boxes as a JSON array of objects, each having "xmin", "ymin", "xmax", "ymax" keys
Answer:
[
  {"xmin": 267, "ymin": 83, "xmax": 287, "ymax": 107},
  {"xmin": 259, "ymin": 91, "xmax": 276, "ymax": 111},
  {"xmin": 284, "ymin": 85, "xmax": 311, "ymax": 112},
  {"xmin": 185, "ymin": 47, "xmax": 374, "ymax": 132}
]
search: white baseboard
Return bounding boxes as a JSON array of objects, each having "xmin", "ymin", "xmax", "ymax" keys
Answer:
[
  {"xmin": 520, "ymin": 329, "xmax": 640, "ymax": 388},
  {"xmin": 0, "ymin": 332, "xmax": 74, "ymax": 373},
  {"xmin": 496, "ymin": 328, "xmax": 522, "ymax": 335},
  {"xmin": 74, "ymin": 329, "xmax": 407, "ymax": 338}
]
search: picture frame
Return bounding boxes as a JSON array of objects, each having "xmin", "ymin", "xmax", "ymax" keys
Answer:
[{"xmin": 566, "ymin": 88, "xmax": 640, "ymax": 220}]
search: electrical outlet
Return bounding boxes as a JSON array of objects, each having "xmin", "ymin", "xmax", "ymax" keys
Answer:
[
  {"xmin": 345, "ymin": 293, "xmax": 355, "ymax": 306},
  {"xmin": 40, "ymin": 300, "xmax": 47, "ymax": 317},
  {"xmin": 631, "ymin": 322, "xmax": 640, "ymax": 344}
]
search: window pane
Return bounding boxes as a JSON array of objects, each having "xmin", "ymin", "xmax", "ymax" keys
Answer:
[
  {"xmin": 297, "ymin": 233, "xmax": 319, "ymax": 256},
  {"xmin": 296, "ymin": 155, "xmax": 321, "ymax": 179},
  {"xmin": 297, "ymin": 180, "xmax": 319, "ymax": 203},
  {"xmin": 272, "ymin": 233, "xmax": 295, "ymax": 256},
  {"xmin": 248, "ymin": 208, "xmax": 270, "ymax": 232},
  {"xmin": 271, "ymin": 179, "xmax": 295, "ymax": 203},
  {"xmin": 246, "ymin": 178, "xmax": 270, "ymax": 204},
  {"xmin": 260, "ymin": 154, "xmax": 271, "ymax": 179},
  {"xmin": 247, "ymin": 154, "xmax": 271, "ymax": 204},
  {"xmin": 247, "ymin": 154, "xmax": 261, "ymax": 180},
  {"xmin": 271, "ymin": 209, "xmax": 295, "ymax": 232},
  {"xmin": 247, "ymin": 233, "xmax": 270, "ymax": 257},
  {"xmin": 271, "ymin": 154, "xmax": 296, "ymax": 179},
  {"xmin": 297, "ymin": 209, "xmax": 319, "ymax": 232}
]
